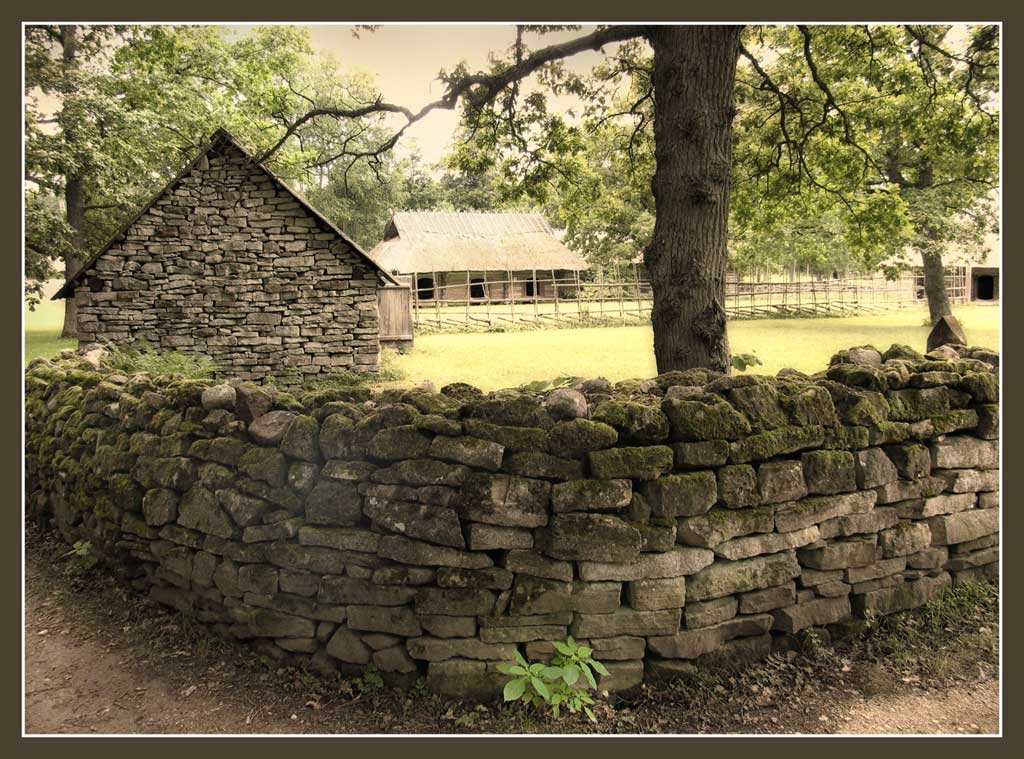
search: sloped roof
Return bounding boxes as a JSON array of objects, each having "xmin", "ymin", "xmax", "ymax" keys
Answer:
[
  {"xmin": 368, "ymin": 211, "xmax": 589, "ymax": 274},
  {"xmin": 54, "ymin": 127, "xmax": 396, "ymax": 299}
]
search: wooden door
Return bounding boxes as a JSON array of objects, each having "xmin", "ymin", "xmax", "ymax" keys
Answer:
[{"xmin": 378, "ymin": 283, "xmax": 413, "ymax": 345}]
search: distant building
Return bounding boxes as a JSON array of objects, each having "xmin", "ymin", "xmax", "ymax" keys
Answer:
[
  {"xmin": 367, "ymin": 211, "xmax": 589, "ymax": 303},
  {"xmin": 965, "ymin": 244, "xmax": 1000, "ymax": 302},
  {"xmin": 927, "ymin": 232, "xmax": 1000, "ymax": 303}
]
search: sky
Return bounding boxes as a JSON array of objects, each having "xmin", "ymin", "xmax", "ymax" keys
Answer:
[{"xmin": 245, "ymin": 24, "xmax": 623, "ymax": 165}]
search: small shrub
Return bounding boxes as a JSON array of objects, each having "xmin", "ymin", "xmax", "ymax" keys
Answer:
[
  {"xmin": 62, "ymin": 539, "xmax": 98, "ymax": 575},
  {"xmin": 730, "ymin": 352, "xmax": 763, "ymax": 373},
  {"xmin": 497, "ymin": 637, "xmax": 609, "ymax": 722},
  {"xmin": 353, "ymin": 664, "xmax": 385, "ymax": 694},
  {"xmin": 99, "ymin": 339, "xmax": 216, "ymax": 379}
]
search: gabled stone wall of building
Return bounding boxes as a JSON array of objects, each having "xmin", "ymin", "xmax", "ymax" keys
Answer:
[
  {"xmin": 72, "ymin": 140, "xmax": 381, "ymax": 382},
  {"xmin": 25, "ymin": 342, "xmax": 999, "ymax": 699}
]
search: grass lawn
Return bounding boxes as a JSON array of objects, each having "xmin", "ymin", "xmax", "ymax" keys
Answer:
[
  {"xmin": 23, "ymin": 291, "xmax": 76, "ymax": 365},
  {"xmin": 24, "ymin": 291, "xmax": 999, "ymax": 391},
  {"xmin": 387, "ymin": 304, "xmax": 999, "ymax": 390}
]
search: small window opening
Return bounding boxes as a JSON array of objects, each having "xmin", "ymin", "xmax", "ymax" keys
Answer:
[
  {"xmin": 416, "ymin": 276, "xmax": 434, "ymax": 301},
  {"xmin": 976, "ymin": 275, "xmax": 996, "ymax": 301}
]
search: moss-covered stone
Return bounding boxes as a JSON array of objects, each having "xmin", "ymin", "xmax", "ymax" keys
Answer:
[
  {"xmin": 132, "ymin": 455, "xmax": 197, "ymax": 492},
  {"xmin": 460, "ymin": 393, "xmax": 554, "ymax": 429},
  {"xmin": 304, "ymin": 479, "xmax": 363, "ymax": 525},
  {"xmin": 716, "ymin": 464, "xmax": 760, "ymax": 508},
  {"xmin": 287, "ymin": 461, "xmax": 320, "ymax": 494},
  {"xmin": 457, "ymin": 473, "xmax": 552, "ymax": 528},
  {"xmin": 882, "ymin": 344, "xmax": 924, "ymax": 362},
  {"xmin": 415, "ymin": 414, "xmax": 463, "ymax": 436},
  {"xmin": 592, "ymin": 401, "xmax": 669, "ymax": 444},
  {"xmin": 839, "ymin": 390, "xmax": 891, "ymax": 427},
  {"xmin": 401, "ymin": 389, "xmax": 460, "ymax": 416},
  {"xmin": 589, "ymin": 445, "xmax": 674, "ymax": 481},
  {"xmin": 143, "ymin": 488, "xmax": 179, "ymax": 526},
  {"xmin": 188, "ymin": 436, "xmax": 246, "ymax": 467},
  {"xmin": 280, "ymin": 415, "xmax": 320, "ymax": 462},
  {"xmin": 551, "ymin": 478, "xmax": 632, "ymax": 513},
  {"xmin": 309, "ymin": 400, "xmax": 364, "ymax": 423},
  {"xmin": 656, "ymin": 368, "xmax": 720, "ymax": 390},
  {"xmin": 536, "ymin": 513, "xmax": 643, "ymax": 563},
  {"xmin": 677, "ymin": 505, "xmax": 775, "ymax": 548},
  {"xmin": 462, "ymin": 419, "xmax": 550, "ymax": 453},
  {"xmin": 728, "ymin": 425, "xmax": 824, "ymax": 464},
  {"xmin": 429, "ymin": 435, "xmax": 504, "ymax": 471},
  {"xmin": 909, "ymin": 371, "xmax": 961, "ymax": 388},
  {"xmin": 886, "ymin": 387, "xmax": 951, "ymax": 422},
  {"xmin": 177, "ymin": 485, "xmax": 238, "ymax": 539},
  {"xmin": 641, "ymin": 471, "xmax": 717, "ymax": 518},
  {"xmin": 319, "ymin": 413, "xmax": 360, "ymax": 460},
  {"xmin": 825, "ymin": 363, "xmax": 888, "ymax": 393},
  {"xmin": 109, "ymin": 473, "xmax": 144, "ymax": 512},
  {"xmin": 725, "ymin": 383, "xmax": 788, "ymax": 432},
  {"xmin": 547, "ymin": 418, "xmax": 616, "ymax": 458},
  {"xmin": 439, "ymin": 382, "xmax": 484, "ymax": 401},
  {"xmin": 371, "ymin": 458, "xmax": 469, "ymax": 487},
  {"xmin": 504, "ymin": 451, "xmax": 584, "ymax": 481},
  {"xmin": 777, "ymin": 384, "xmax": 836, "ymax": 427},
  {"xmin": 237, "ymin": 446, "xmax": 288, "ymax": 487},
  {"xmin": 801, "ymin": 450, "xmax": 857, "ymax": 494},
  {"xmin": 321, "ymin": 460, "xmax": 376, "ymax": 482},
  {"xmin": 301, "ymin": 386, "xmax": 372, "ymax": 411},
  {"xmin": 367, "ymin": 425, "xmax": 432, "ymax": 462},
  {"xmin": 94, "ymin": 445, "xmax": 135, "ymax": 477},
  {"xmin": 662, "ymin": 396, "xmax": 752, "ymax": 443},
  {"xmin": 959, "ymin": 372, "xmax": 999, "ymax": 403},
  {"xmin": 821, "ymin": 424, "xmax": 871, "ymax": 450}
]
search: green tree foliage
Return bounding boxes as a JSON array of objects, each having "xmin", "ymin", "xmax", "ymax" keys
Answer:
[
  {"xmin": 443, "ymin": 25, "xmax": 998, "ymax": 300},
  {"xmin": 23, "ymin": 25, "xmax": 430, "ymax": 316},
  {"xmin": 735, "ymin": 25, "xmax": 998, "ymax": 316}
]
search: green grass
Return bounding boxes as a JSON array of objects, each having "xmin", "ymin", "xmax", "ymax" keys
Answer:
[
  {"xmin": 23, "ymin": 294, "xmax": 75, "ymax": 364},
  {"xmin": 388, "ymin": 304, "xmax": 999, "ymax": 390},
  {"xmin": 24, "ymin": 293, "xmax": 998, "ymax": 391}
]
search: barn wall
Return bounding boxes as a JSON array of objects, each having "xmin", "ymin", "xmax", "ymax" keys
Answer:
[
  {"xmin": 73, "ymin": 141, "xmax": 381, "ymax": 383},
  {"xmin": 25, "ymin": 343, "xmax": 999, "ymax": 699}
]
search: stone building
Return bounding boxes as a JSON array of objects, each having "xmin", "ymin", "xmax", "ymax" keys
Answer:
[{"xmin": 55, "ymin": 128, "xmax": 396, "ymax": 382}]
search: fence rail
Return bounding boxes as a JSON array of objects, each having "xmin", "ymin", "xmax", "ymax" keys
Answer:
[{"xmin": 406, "ymin": 266, "xmax": 968, "ymax": 333}]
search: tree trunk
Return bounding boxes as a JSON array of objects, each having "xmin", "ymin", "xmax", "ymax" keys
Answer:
[
  {"xmin": 920, "ymin": 248, "xmax": 952, "ymax": 324},
  {"xmin": 644, "ymin": 26, "xmax": 740, "ymax": 374},
  {"xmin": 62, "ymin": 175, "xmax": 84, "ymax": 338},
  {"xmin": 60, "ymin": 24, "xmax": 82, "ymax": 339}
]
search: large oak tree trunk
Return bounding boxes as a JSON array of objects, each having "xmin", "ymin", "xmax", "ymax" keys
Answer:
[
  {"xmin": 59, "ymin": 24, "xmax": 82, "ymax": 340},
  {"xmin": 62, "ymin": 175, "xmax": 84, "ymax": 339},
  {"xmin": 919, "ymin": 249, "xmax": 953, "ymax": 324},
  {"xmin": 644, "ymin": 26, "xmax": 740, "ymax": 374}
]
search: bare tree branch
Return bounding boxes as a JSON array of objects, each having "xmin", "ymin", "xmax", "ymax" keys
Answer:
[{"xmin": 254, "ymin": 25, "xmax": 645, "ymax": 166}]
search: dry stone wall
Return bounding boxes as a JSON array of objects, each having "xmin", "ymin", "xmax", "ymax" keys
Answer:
[
  {"xmin": 24, "ymin": 342, "xmax": 999, "ymax": 699},
  {"xmin": 72, "ymin": 137, "xmax": 382, "ymax": 383}
]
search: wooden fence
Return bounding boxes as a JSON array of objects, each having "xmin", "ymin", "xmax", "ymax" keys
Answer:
[{"xmin": 406, "ymin": 265, "xmax": 968, "ymax": 333}]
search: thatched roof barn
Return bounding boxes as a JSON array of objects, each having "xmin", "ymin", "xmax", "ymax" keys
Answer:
[{"xmin": 367, "ymin": 211, "xmax": 589, "ymax": 303}]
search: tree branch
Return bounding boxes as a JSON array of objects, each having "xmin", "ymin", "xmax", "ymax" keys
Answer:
[{"xmin": 254, "ymin": 25, "xmax": 645, "ymax": 166}]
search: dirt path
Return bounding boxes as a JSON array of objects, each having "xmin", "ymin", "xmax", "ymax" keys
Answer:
[
  {"xmin": 834, "ymin": 679, "xmax": 999, "ymax": 735},
  {"xmin": 23, "ymin": 529, "xmax": 1000, "ymax": 735},
  {"xmin": 25, "ymin": 551, "xmax": 302, "ymax": 734}
]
